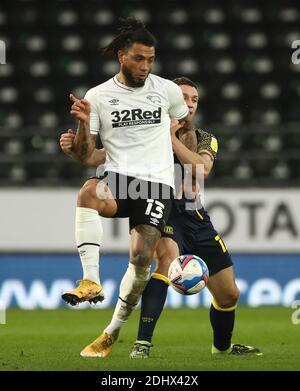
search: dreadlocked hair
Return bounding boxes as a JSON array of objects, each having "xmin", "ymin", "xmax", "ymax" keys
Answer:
[{"xmin": 102, "ymin": 17, "xmax": 157, "ymax": 57}]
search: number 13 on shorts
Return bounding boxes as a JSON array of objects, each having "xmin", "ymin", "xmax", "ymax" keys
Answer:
[{"xmin": 145, "ymin": 199, "xmax": 165, "ymax": 219}]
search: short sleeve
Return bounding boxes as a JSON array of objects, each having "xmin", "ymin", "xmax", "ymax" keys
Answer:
[
  {"xmin": 165, "ymin": 80, "xmax": 189, "ymax": 119},
  {"xmin": 197, "ymin": 129, "xmax": 218, "ymax": 160},
  {"xmin": 84, "ymin": 88, "xmax": 101, "ymax": 135}
]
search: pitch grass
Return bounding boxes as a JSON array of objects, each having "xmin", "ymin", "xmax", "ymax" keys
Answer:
[{"xmin": 0, "ymin": 307, "xmax": 299, "ymax": 371}]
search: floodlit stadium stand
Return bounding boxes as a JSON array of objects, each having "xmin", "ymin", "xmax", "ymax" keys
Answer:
[{"xmin": 0, "ymin": 0, "xmax": 299, "ymax": 186}]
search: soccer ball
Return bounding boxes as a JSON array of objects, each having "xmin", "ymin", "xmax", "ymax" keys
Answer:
[{"xmin": 168, "ymin": 255, "xmax": 209, "ymax": 295}]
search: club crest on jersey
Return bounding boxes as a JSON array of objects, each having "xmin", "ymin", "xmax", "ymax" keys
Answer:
[
  {"xmin": 111, "ymin": 108, "xmax": 162, "ymax": 128},
  {"xmin": 146, "ymin": 95, "xmax": 161, "ymax": 105},
  {"xmin": 210, "ymin": 136, "xmax": 218, "ymax": 153},
  {"xmin": 109, "ymin": 98, "xmax": 119, "ymax": 106}
]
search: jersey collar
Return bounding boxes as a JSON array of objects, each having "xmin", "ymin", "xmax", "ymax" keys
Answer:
[{"xmin": 113, "ymin": 75, "xmax": 148, "ymax": 92}]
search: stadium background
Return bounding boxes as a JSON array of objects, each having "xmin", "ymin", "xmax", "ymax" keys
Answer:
[{"xmin": 1, "ymin": 0, "xmax": 300, "ymax": 314}]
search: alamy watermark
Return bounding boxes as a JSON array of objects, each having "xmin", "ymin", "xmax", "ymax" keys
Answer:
[
  {"xmin": 0, "ymin": 40, "xmax": 6, "ymax": 64},
  {"xmin": 291, "ymin": 40, "xmax": 300, "ymax": 65},
  {"xmin": 0, "ymin": 300, "xmax": 6, "ymax": 324},
  {"xmin": 94, "ymin": 162, "xmax": 205, "ymax": 211},
  {"xmin": 291, "ymin": 300, "xmax": 300, "ymax": 325}
]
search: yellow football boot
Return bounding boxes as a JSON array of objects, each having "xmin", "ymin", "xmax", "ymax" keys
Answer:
[
  {"xmin": 80, "ymin": 332, "xmax": 115, "ymax": 358},
  {"xmin": 61, "ymin": 279, "xmax": 104, "ymax": 305}
]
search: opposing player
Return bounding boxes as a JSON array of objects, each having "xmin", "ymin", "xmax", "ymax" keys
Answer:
[
  {"xmin": 61, "ymin": 18, "xmax": 193, "ymax": 357},
  {"xmin": 60, "ymin": 76, "xmax": 261, "ymax": 358},
  {"xmin": 129, "ymin": 77, "xmax": 262, "ymax": 358}
]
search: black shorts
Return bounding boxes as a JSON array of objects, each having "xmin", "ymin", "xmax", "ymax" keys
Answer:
[
  {"xmin": 91, "ymin": 171, "xmax": 173, "ymax": 233},
  {"xmin": 162, "ymin": 204, "xmax": 233, "ymax": 276}
]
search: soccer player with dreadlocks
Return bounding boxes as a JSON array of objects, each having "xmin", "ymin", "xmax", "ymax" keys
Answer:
[{"xmin": 61, "ymin": 17, "xmax": 193, "ymax": 357}]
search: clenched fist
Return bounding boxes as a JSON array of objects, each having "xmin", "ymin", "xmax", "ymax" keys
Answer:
[{"xmin": 60, "ymin": 129, "xmax": 75, "ymax": 155}]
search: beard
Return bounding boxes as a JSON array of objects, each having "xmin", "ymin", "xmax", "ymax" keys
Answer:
[{"xmin": 122, "ymin": 65, "xmax": 147, "ymax": 87}]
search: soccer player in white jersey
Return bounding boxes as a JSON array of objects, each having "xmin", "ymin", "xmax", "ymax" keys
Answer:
[{"xmin": 61, "ymin": 17, "xmax": 193, "ymax": 357}]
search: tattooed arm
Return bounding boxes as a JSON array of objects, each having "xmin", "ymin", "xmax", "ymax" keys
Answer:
[
  {"xmin": 60, "ymin": 127, "xmax": 106, "ymax": 166},
  {"xmin": 170, "ymin": 121, "xmax": 213, "ymax": 178},
  {"xmin": 179, "ymin": 129, "xmax": 197, "ymax": 152},
  {"xmin": 69, "ymin": 93, "xmax": 96, "ymax": 164},
  {"xmin": 73, "ymin": 121, "xmax": 96, "ymax": 164}
]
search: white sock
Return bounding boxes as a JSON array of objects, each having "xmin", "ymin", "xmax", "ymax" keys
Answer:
[
  {"xmin": 75, "ymin": 207, "xmax": 103, "ymax": 284},
  {"xmin": 104, "ymin": 263, "xmax": 150, "ymax": 338}
]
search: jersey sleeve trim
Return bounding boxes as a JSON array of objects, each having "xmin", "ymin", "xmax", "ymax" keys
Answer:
[
  {"xmin": 174, "ymin": 106, "xmax": 189, "ymax": 120},
  {"xmin": 198, "ymin": 149, "xmax": 215, "ymax": 161},
  {"xmin": 196, "ymin": 129, "xmax": 218, "ymax": 160}
]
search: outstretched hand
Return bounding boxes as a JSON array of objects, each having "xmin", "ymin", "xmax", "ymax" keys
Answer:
[{"xmin": 69, "ymin": 94, "xmax": 91, "ymax": 123}]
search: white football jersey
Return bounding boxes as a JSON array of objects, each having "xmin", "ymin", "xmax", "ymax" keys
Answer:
[{"xmin": 85, "ymin": 74, "xmax": 189, "ymax": 189}]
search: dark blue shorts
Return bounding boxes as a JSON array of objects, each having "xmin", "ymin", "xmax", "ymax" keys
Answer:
[{"xmin": 162, "ymin": 204, "xmax": 233, "ymax": 276}]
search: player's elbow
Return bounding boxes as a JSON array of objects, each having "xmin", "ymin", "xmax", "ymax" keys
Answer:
[
  {"xmin": 203, "ymin": 159, "xmax": 214, "ymax": 178},
  {"xmin": 192, "ymin": 162, "xmax": 212, "ymax": 179},
  {"xmin": 91, "ymin": 149, "xmax": 106, "ymax": 166},
  {"xmin": 82, "ymin": 157, "xmax": 97, "ymax": 167},
  {"xmin": 96, "ymin": 150, "xmax": 107, "ymax": 166},
  {"xmin": 203, "ymin": 166, "xmax": 212, "ymax": 178}
]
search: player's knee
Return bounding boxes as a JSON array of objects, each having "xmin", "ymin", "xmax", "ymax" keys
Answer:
[
  {"xmin": 78, "ymin": 182, "xmax": 97, "ymax": 204},
  {"xmin": 217, "ymin": 287, "xmax": 240, "ymax": 308},
  {"xmin": 131, "ymin": 247, "xmax": 152, "ymax": 268}
]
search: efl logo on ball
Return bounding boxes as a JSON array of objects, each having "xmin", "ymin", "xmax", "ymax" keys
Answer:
[{"xmin": 168, "ymin": 255, "xmax": 209, "ymax": 295}]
